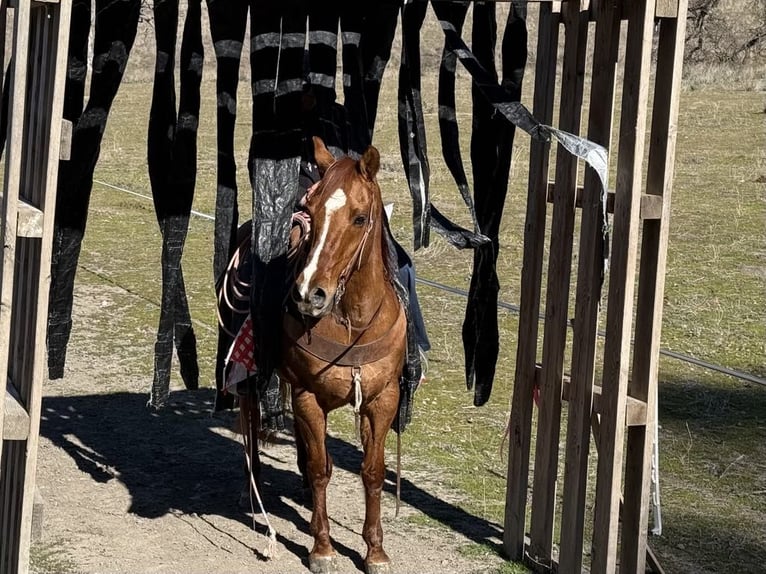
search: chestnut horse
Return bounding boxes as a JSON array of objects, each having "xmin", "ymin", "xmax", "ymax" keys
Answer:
[{"xmin": 278, "ymin": 137, "xmax": 406, "ymax": 573}]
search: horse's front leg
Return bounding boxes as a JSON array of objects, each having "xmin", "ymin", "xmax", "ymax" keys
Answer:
[
  {"xmin": 292, "ymin": 388, "xmax": 335, "ymax": 573},
  {"xmin": 360, "ymin": 379, "xmax": 399, "ymax": 574}
]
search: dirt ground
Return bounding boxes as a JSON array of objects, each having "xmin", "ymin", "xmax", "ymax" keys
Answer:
[{"xmin": 32, "ymin": 285, "xmax": 508, "ymax": 574}]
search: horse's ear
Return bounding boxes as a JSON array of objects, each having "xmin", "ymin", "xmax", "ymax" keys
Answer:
[
  {"xmin": 359, "ymin": 145, "xmax": 380, "ymax": 181},
  {"xmin": 313, "ymin": 136, "xmax": 335, "ymax": 176}
]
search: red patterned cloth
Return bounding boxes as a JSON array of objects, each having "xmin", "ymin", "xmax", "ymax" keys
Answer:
[{"xmin": 224, "ymin": 314, "xmax": 255, "ymax": 392}]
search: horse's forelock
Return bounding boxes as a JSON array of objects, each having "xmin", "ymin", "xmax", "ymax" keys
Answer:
[{"xmin": 309, "ymin": 154, "xmax": 391, "ymax": 274}]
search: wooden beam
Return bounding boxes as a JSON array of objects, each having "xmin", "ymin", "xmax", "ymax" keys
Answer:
[
  {"xmin": 621, "ymin": 1, "xmax": 688, "ymax": 571},
  {"xmin": 546, "ymin": 183, "xmax": 664, "ymax": 220},
  {"xmin": 4, "ymin": 381, "xmax": 29, "ymax": 440},
  {"xmin": 533, "ymin": 365, "xmax": 648, "ymax": 427},
  {"xmin": 591, "ymin": 0, "xmax": 657, "ymax": 570},
  {"xmin": 640, "ymin": 193, "xmax": 663, "ymax": 220}
]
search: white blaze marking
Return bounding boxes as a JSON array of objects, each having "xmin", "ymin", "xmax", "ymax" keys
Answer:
[{"xmin": 298, "ymin": 188, "xmax": 346, "ymax": 298}]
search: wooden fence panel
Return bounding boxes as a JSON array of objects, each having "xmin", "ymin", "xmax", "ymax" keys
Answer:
[{"xmin": 504, "ymin": 0, "xmax": 686, "ymax": 572}]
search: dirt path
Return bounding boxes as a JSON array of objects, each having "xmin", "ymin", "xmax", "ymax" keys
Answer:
[{"xmin": 32, "ymin": 287, "xmax": 506, "ymax": 574}]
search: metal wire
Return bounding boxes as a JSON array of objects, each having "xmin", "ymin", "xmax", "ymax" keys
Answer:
[{"xmin": 92, "ymin": 179, "xmax": 766, "ymax": 388}]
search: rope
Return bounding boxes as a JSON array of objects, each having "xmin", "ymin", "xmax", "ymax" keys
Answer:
[
  {"xmin": 352, "ymin": 366, "xmax": 362, "ymax": 441},
  {"xmin": 240, "ymin": 396, "xmax": 278, "ymax": 559},
  {"xmin": 395, "ymin": 431, "xmax": 402, "ymax": 518}
]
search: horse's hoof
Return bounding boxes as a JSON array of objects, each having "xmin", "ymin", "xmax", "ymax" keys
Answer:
[
  {"xmin": 365, "ymin": 561, "xmax": 392, "ymax": 574},
  {"xmin": 309, "ymin": 555, "xmax": 338, "ymax": 574}
]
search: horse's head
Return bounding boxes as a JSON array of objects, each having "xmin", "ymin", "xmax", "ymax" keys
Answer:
[{"xmin": 293, "ymin": 137, "xmax": 382, "ymax": 318}]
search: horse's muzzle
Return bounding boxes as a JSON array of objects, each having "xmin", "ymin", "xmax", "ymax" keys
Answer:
[{"xmin": 293, "ymin": 285, "xmax": 333, "ymax": 318}]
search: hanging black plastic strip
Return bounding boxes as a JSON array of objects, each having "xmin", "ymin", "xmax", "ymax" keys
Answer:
[
  {"xmin": 249, "ymin": 2, "xmax": 306, "ymax": 383},
  {"xmin": 307, "ymin": 2, "xmax": 342, "ymax": 153},
  {"xmin": 466, "ymin": 2, "xmax": 527, "ymax": 406},
  {"xmin": 432, "ymin": 4, "xmax": 609, "ymax": 242},
  {"xmin": 397, "ymin": 0, "xmax": 430, "ymax": 250},
  {"xmin": 435, "ymin": 1, "xmax": 480, "ymax": 236},
  {"xmin": 47, "ymin": 0, "xmax": 92, "ymax": 379},
  {"xmin": 430, "ymin": 204, "xmax": 489, "ymax": 249},
  {"xmin": 147, "ymin": 0, "xmax": 203, "ymax": 407},
  {"xmin": 460, "ymin": 2, "xmax": 495, "ymax": 406},
  {"xmin": 208, "ymin": 0, "xmax": 248, "ymax": 283},
  {"xmin": 341, "ymin": 6, "xmax": 370, "ymax": 156},
  {"xmin": 359, "ymin": 2, "xmax": 398, "ymax": 136},
  {"xmin": 48, "ymin": 0, "xmax": 141, "ymax": 379},
  {"xmin": 207, "ymin": 0, "xmax": 249, "ymax": 411}
]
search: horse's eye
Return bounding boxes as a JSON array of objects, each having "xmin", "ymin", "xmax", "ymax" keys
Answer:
[{"xmin": 353, "ymin": 214, "xmax": 367, "ymax": 227}]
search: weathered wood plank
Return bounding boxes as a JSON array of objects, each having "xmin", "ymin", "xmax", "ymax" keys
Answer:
[
  {"xmin": 640, "ymin": 193, "xmax": 663, "ymax": 219},
  {"xmin": 3, "ymin": 381, "xmax": 29, "ymax": 440},
  {"xmin": 558, "ymin": 4, "xmax": 621, "ymax": 566},
  {"xmin": 528, "ymin": 0, "xmax": 589, "ymax": 564},
  {"xmin": 30, "ymin": 487, "xmax": 43, "ymax": 543},
  {"xmin": 655, "ymin": 0, "xmax": 679, "ymax": 18},
  {"xmin": 503, "ymin": 1, "xmax": 562, "ymax": 562},
  {"xmin": 621, "ymin": 2, "xmax": 687, "ymax": 572},
  {"xmin": 591, "ymin": 0, "xmax": 657, "ymax": 571}
]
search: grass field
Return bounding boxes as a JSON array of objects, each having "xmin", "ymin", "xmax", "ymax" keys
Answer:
[{"xmin": 56, "ymin": 19, "xmax": 766, "ymax": 572}]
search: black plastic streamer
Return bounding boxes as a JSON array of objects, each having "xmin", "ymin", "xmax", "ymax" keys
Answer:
[
  {"xmin": 147, "ymin": 0, "xmax": 203, "ymax": 408},
  {"xmin": 207, "ymin": 0, "xmax": 249, "ymax": 411},
  {"xmin": 48, "ymin": 0, "xmax": 141, "ymax": 379},
  {"xmin": 307, "ymin": 2, "xmax": 342, "ymax": 154},
  {"xmin": 431, "ymin": 0, "xmax": 609, "ymax": 404},
  {"xmin": 341, "ymin": 7, "xmax": 370, "ymax": 156},
  {"xmin": 249, "ymin": 1, "xmax": 307, "ymax": 384},
  {"xmin": 209, "ymin": 0, "xmax": 248, "ymax": 283},
  {"xmin": 398, "ymin": 0, "xmax": 431, "ymax": 250},
  {"xmin": 359, "ymin": 3, "xmax": 399, "ymax": 136},
  {"xmin": 433, "ymin": 1, "xmax": 489, "ymax": 250}
]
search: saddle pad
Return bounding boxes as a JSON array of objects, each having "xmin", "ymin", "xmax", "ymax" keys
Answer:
[{"xmin": 224, "ymin": 313, "xmax": 255, "ymax": 392}]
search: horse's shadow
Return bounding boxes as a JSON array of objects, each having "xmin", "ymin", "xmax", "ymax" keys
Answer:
[{"xmin": 39, "ymin": 389, "xmax": 502, "ymax": 567}]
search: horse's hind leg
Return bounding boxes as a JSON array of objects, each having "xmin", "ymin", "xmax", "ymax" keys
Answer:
[
  {"xmin": 360, "ymin": 380, "xmax": 399, "ymax": 573},
  {"xmin": 292, "ymin": 388, "xmax": 336, "ymax": 572}
]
